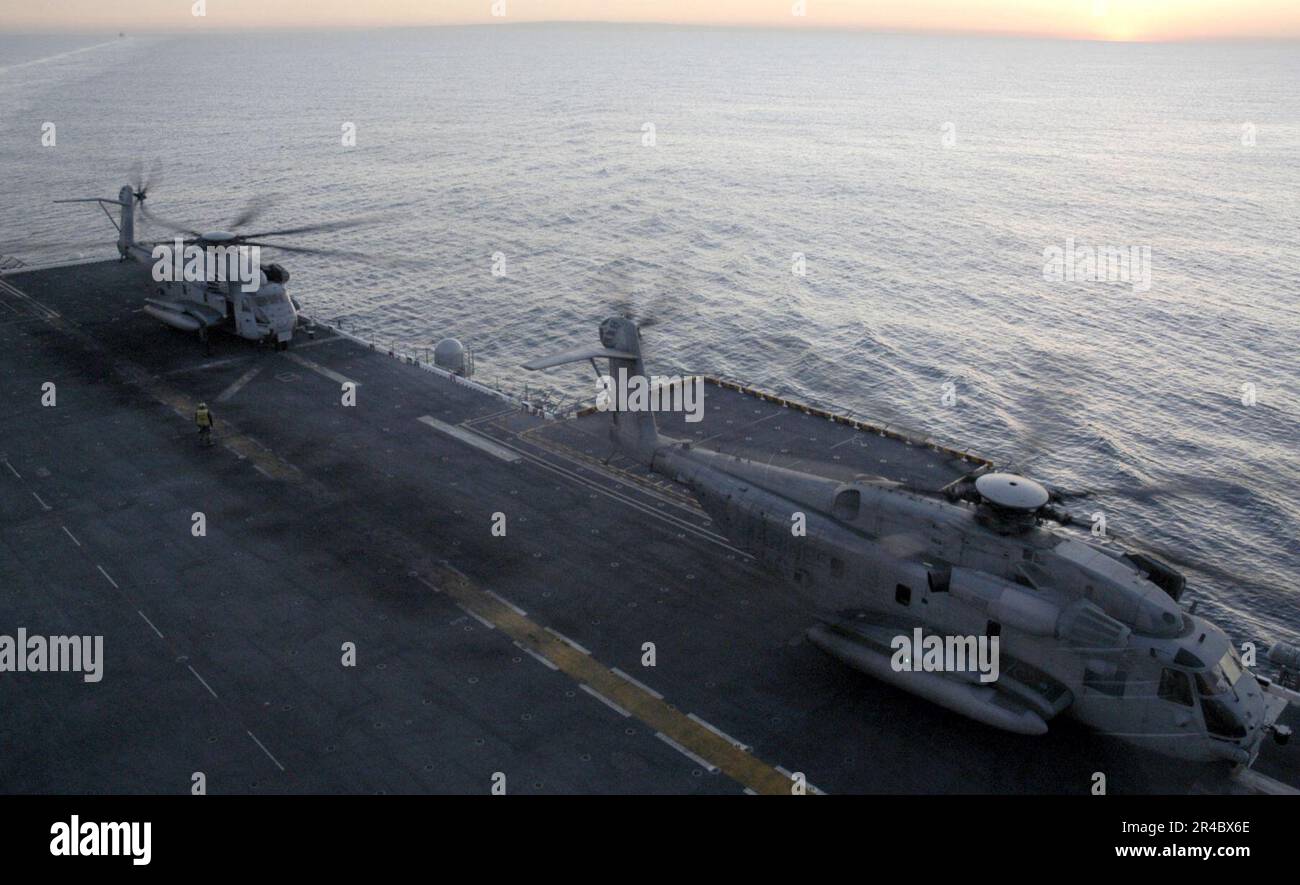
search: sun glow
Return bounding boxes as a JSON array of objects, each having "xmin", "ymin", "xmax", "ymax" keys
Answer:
[{"xmin": 1, "ymin": 0, "xmax": 1297, "ymax": 41}]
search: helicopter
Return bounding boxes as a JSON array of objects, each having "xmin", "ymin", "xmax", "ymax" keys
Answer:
[
  {"xmin": 526, "ymin": 316, "xmax": 1294, "ymax": 765},
  {"xmin": 54, "ymin": 172, "xmax": 375, "ymax": 350}
]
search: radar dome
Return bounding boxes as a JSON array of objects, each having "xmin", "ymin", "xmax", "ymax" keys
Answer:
[
  {"xmin": 975, "ymin": 473, "xmax": 1050, "ymax": 511},
  {"xmin": 434, "ymin": 338, "xmax": 472, "ymax": 377}
]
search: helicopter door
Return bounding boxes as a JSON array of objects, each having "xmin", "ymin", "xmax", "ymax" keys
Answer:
[{"xmin": 232, "ymin": 289, "xmax": 261, "ymax": 339}]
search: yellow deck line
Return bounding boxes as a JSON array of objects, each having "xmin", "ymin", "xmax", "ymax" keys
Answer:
[{"xmin": 423, "ymin": 563, "xmax": 806, "ymax": 796}]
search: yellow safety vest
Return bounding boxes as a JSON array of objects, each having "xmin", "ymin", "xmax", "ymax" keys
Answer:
[{"xmin": 195, "ymin": 407, "xmax": 212, "ymax": 428}]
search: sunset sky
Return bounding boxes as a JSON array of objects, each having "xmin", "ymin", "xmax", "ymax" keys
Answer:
[{"xmin": 2, "ymin": 0, "xmax": 1299, "ymax": 41}]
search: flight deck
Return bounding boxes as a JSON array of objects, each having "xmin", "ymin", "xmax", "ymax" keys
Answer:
[{"xmin": 1, "ymin": 259, "xmax": 1295, "ymax": 794}]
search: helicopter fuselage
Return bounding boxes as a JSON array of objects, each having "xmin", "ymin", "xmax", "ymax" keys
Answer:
[
  {"xmin": 124, "ymin": 240, "xmax": 299, "ymax": 346},
  {"xmin": 658, "ymin": 444, "xmax": 1267, "ymax": 764}
]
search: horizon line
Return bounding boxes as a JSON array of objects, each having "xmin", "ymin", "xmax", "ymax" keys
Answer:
[{"xmin": 3, "ymin": 20, "xmax": 1300, "ymax": 44}]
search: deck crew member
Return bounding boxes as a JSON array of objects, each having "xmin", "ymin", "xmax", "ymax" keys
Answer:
[{"xmin": 195, "ymin": 402, "xmax": 215, "ymax": 447}]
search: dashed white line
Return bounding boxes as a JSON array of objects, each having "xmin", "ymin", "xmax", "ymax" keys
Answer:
[
  {"xmin": 610, "ymin": 667, "xmax": 664, "ymax": 699},
  {"xmin": 513, "ymin": 640, "xmax": 559, "ymax": 671},
  {"xmin": 96, "ymin": 565, "xmax": 119, "ymax": 589},
  {"xmin": 2, "ymin": 459, "xmax": 20, "ymax": 479},
  {"xmin": 457, "ymin": 603, "xmax": 496, "ymax": 630},
  {"xmin": 247, "ymin": 730, "xmax": 286, "ymax": 771},
  {"xmin": 31, "ymin": 491, "xmax": 51, "ymax": 511},
  {"xmin": 687, "ymin": 713, "xmax": 752, "ymax": 752},
  {"xmin": 137, "ymin": 611, "xmax": 165, "ymax": 640},
  {"xmin": 655, "ymin": 732, "xmax": 720, "ymax": 774},
  {"xmin": 776, "ymin": 765, "xmax": 825, "ymax": 795},
  {"xmin": 484, "ymin": 588, "xmax": 526, "ymax": 616},
  {"xmin": 187, "ymin": 665, "xmax": 219, "ymax": 699},
  {"xmin": 61, "ymin": 525, "xmax": 81, "ymax": 547},
  {"xmin": 543, "ymin": 626, "xmax": 592, "ymax": 655},
  {"xmin": 580, "ymin": 683, "xmax": 632, "ymax": 718}
]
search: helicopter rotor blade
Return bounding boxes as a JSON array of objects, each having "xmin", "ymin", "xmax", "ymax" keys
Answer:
[
  {"xmin": 129, "ymin": 158, "xmax": 164, "ymax": 200},
  {"xmin": 237, "ymin": 240, "xmax": 371, "ymax": 260},
  {"xmin": 228, "ymin": 197, "xmax": 268, "ymax": 231},
  {"xmin": 137, "ymin": 205, "xmax": 201, "ymax": 237},
  {"xmin": 237, "ymin": 207, "xmax": 406, "ymax": 241},
  {"xmin": 236, "ymin": 240, "xmax": 427, "ymax": 269}
]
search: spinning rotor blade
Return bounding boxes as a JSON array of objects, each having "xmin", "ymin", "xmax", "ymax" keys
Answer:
[
  {"xmin": 228, "ymin": 197, "xmax": 268, "ymax": 231},
  {"xmin": 1103, "ymin": 528, "xmax": 1267, "ymax": 598},
  {"xmin": 238, "ymin": 240, "xmax": 373, "ymax": 261},
  {"xmin": 239, "ymin": 240, "xmax": 428, "ymax": 269},
  {"xmin": 138, "ymin": 209, "xmax": 201, "ymax": 237},
  {"xmin": 130, "ymin": 158, "xmax": 165, "ymax": 201},
  {"xmin": 238, "ymin": 209, "xmax": 401, "ymax": 241}
]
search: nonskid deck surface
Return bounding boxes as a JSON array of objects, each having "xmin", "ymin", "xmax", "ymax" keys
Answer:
[{"xmin": 0, "ymin": 260, "xmax": 1294, "ymax": 794}]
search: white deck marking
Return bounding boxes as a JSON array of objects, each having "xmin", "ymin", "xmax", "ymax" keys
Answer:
[
  {"xmin": 513, "ymin": 640, "xmax": 559, "ymax": 671},
  {"xmin": 162, "ymin": 357, "xmax": 248, "ymax": 376},
  {"xmin": 655, "ymin": 732, "xmax": 720, "ymax": 773},
  {"xmin": 775, "ymin": 765, "xmax": 825, "ymax": 794},
  {"xmin": 31, "ymin": 491, "xmax": 51, "ymax": 511},
  {"xmin": 687, "ymin": 713, "xmax": 752, "ymax": 752},
  {"xmin": 96, "ymin": 565, "xmax": 119, "ymax": 589},
  {"xmin": 137, "ymin": 611, "xmax": 165, "ymax": 640},
  {"xmin": 187, "ymin": 665, "xmax": 219, "ymax": 699},
  {"xmin": 418, "ymin": 415, "xmax": 522, "ymax": 463},
  {"xmin": 284, "ymin": 351, "xmax": 357, "ymax": 387},
  {"xmin": 457, "ymin": 603, "xmax": 496, "ymax": 630},
  {"xmin": 216, "ymin": 365, "xmax": 262, "ymax": 402},
  {"xmin": 543, "ymin": 626, "xmax": 592, "ymax": 655},
  {"xmin": 61, "ymin": 525, "xmax": 81, "ymax": 546},
  {"xmin": 484, "ymin": 588, "xmax": 526, "ymax": 616},
  {"xmin": 610, "ymin": 667, "xmax": 664, "ymax": 699},
  {"xmin": 489, "ymin": 432, "xmax": 747, "ymax": 556},
  {"xmin": 2, "ymin": 459, "xmax": 20, "ymax": 479},
  {"xmin": 247, "ymin": 730, "xmax": 286, "ymax": 771},
  {"xmin": 580, "ymin": 683, "xmax": 633, "ymax": 718},
  {"xmin": 0, "ymin": 279, "xmax": 59, "ymax": 318}
]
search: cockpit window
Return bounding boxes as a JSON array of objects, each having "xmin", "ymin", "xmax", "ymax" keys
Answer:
[
  {"xmin": 1158, "ymin": 668, "xmax": 1193, "ymax": 707},
  {"xmin": 1218, "ymin": 649, "xmax": 1243, "ymax": 687},
  {"xmin": 1196, "ymin": 669, "xmax": 1231, "ymax": 697},
  {"xmin": 1195, "ymin": 650, "xmax": 1244, "ymax": 698},
  {"xmin": 1201, "ymin": 697, "xmax": 1247, "ymax": 739}
]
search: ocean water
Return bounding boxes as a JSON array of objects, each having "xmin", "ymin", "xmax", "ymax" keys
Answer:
[{"xmin": 1, "ymin": 26, "xmax": 1297, "ymax": 649}]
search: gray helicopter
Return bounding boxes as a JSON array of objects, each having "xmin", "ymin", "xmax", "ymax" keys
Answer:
[
  {"xmin": 54, "ymin": 172, "xmax": 373, "ymax": 349},
  {"xmin": 526, "ymin": 316, "xmax": 1294, "ymax": 765}
]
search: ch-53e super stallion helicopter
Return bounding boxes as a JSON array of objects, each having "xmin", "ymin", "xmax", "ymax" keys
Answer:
[
  {"xmin": 526, "ymin": 316, "xmax": 1295, "ymax": 765},
  {"xmin": 55, "ymin": 175, "xmax": 375, "ymax": 349}
]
